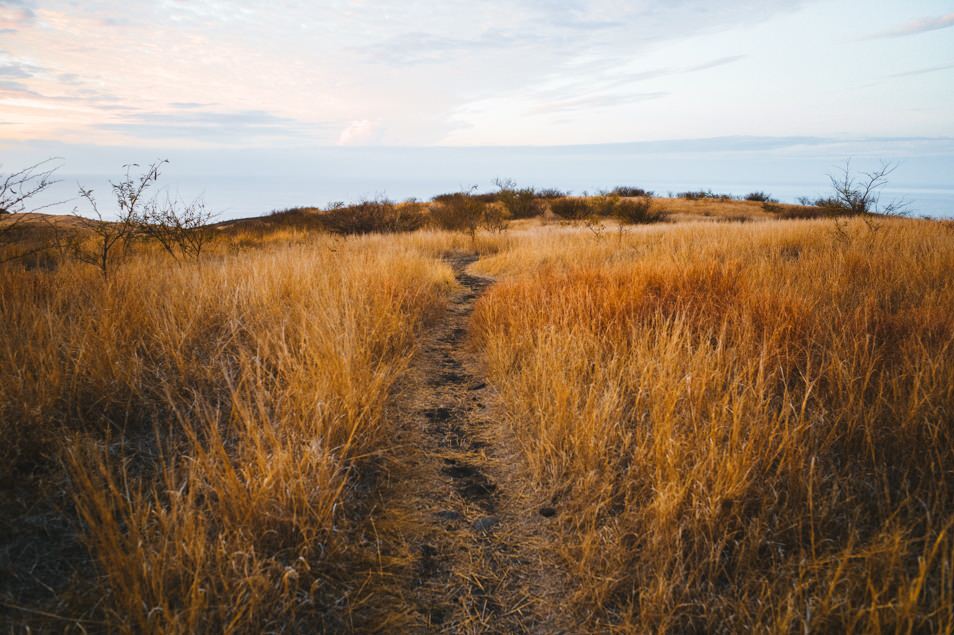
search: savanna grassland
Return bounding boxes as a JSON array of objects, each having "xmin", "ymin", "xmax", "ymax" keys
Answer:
[
  {"xmin": 1, "ymin": 195, "xmax": 953, "ymax": 633},
  {"xmin": 0, "ymin": 228, "xmax": 461, "ymax": 631},
  {"xmin": 472, "ymin": 218, "xmax": 954, "ymax": 632}
]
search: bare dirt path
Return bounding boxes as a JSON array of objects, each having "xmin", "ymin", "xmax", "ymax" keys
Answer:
[{"xmin": 373, "ymin": 252, "xmax": 567, "ymax": 633}]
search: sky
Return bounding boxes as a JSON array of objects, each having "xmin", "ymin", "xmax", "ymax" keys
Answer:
[{"xmin": 1, "ymin": 0, "xmax": 953, "ymax": 216}]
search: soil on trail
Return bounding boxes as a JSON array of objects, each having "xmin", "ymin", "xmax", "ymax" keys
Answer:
[{"xmin": 375, "ymin": 252, "xmax": 567, "ymax": 634}]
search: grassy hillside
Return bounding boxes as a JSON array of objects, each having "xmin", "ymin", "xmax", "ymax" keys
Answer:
[{"xmin": 1, "ymin": 202, "xmax": 952, "ymax": 632}]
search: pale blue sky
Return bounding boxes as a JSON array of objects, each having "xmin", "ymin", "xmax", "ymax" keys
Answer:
[{"xmin": 1, "ymin": 1, "xmax": 953, "ymax": 217}]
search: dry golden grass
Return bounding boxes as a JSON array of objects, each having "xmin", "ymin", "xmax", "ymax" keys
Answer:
[
  {"xmin": 652, "ymin": 196, "xmax": 783, "ymax": 220},
  {"xmin": 533, "ymin": 195, "xmax": 802, "ymax": 223},
  {"xmin": 0, "ymin": 230, "xmax": 464, "ymax": 630},
  {"xmin": 471, "ymin": 217, "xmax": 954, "ymax": 632},
  {"xmin": 2, "ymin": 211, "xmax": 953, "ymax": 632}
]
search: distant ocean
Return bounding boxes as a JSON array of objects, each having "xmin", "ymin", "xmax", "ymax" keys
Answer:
[
  {"xmin": 21, "ymin": 140, "xmax": 954, "ymax": 220},
  {"xmin": 40, "ymin": 174, "xmax": 954, "ymax": 221}
]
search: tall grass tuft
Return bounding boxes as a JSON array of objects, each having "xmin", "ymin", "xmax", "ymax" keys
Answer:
[
  {"xmin": 472, "ymin": 218, "xmax": 954, "ymax": 632},
  {"xmin": 1, "ymin": 235, "xmax": 455, "ymax": 630}
]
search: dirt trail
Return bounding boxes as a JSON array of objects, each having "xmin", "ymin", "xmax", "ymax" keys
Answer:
[{"xmin": 376, "ymin": 252, "xmax": 566, "ymax": 633}]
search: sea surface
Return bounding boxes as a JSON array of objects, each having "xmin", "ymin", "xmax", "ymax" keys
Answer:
[
  {"xmin": 21, "ymin": 141, "xmax": 954, "ymax": 220},
  {"xmin": 40, "ymin": 174, "xmax": 954, "ymax": 221}
]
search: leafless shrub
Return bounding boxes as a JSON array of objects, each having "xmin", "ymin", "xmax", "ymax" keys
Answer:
[
  {"xmin": 827, "ymin": 159, "xmax": 908, "ymax": 216},
  {"xmin": 72, "ymin": 162, "xmax": 164, "ymax": 280},
  {"xmin": 140, "ymin": 196, "xmax": 217, "ymax": 262},
  {"xmin": 794, "ymin": 160, "xmax": 909, "ymax": 221},
  {"xmin": 583, "ymin": 215, "xmax": 607, "ymax": 240},
  {"xmin": 0, "ymin": 158, "xmax": 62, "ymax": 216},
  {"xmin": 0, "ymin": 158, "xmax": 64, "ymax": 263}
]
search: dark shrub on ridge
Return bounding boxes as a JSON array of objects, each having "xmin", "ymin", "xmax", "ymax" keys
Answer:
[
  {"xmin": 680, "ymin": 190, "xmax": 734, "ymax": 201},
  {"xmin": 495, "ymin": 179, "xmax": 544, "ymax": 219},
  {"xmin": 429, "ymin": 192, "xmax": 486, "ymax": 237},
  {"xmin": 534, "ymin": 188, "xmax": 567, "ymax": 199},
  {"xmin": 549, "ymin": 197, "xmax": 591, "ymax": 220},
  {"xmin": 320, "ymin": 199, "xmax": 427, "ymax": 235},
  {"xmin": 744, "ymin": 191, "xmax": 778, "ymax": 203},
  {"xmin": 611, "ymin": 186, "xmax": 653, "ymax": 197},
  {"xmin": 433, "ymin": 191, "xmax": 498, "ymax": 204},
  {"xmin": 615, "ymin": 197, "xmax": 664, "ymax": 224}
]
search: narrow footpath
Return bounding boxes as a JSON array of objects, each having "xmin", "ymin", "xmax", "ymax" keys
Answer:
[{"xmin": 374, "ymin": 252, "xmax": 567, "ymax": 633}]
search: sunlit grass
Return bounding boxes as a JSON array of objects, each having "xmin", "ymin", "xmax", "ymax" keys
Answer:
[
  {"xmin": 471, "ymin": 217, "xmax": 954, "ymax": 632},
  {"xmin": 1, "ymin": 231, "xmax": 463, "ymax": 630},
  {"xmin": 2, "ymin": 213, "xmax": 952, "ymax": 632}
]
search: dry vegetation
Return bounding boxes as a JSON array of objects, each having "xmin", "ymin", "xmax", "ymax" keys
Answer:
[
  {"xmin": 1, "ymin": 229, "xmax": 460, "ymax": 630},
  {"xmin": 2, "ymin": 186, "xmax": 953, "ymax": 632},
  {"xmin": 472, "ymin": 218, "xmax": 954, "ymax": 632}
]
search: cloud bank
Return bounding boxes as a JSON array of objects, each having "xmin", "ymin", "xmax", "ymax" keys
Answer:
[{"xmin": 0, "ymin": 1, "xmax": 951, "ymax": 147}]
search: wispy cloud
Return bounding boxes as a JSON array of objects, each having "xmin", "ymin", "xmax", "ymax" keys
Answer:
[
  {"xmin": 169, "ymin": 102, "xmax": 214, "ymax": 110},
  {"xmin": 869, "ymin": 12, "xmax": 954, "ymax": 38},
  {"xmin": 0, "ymin": 78, "xmax": 42, "ymax": 98},
  {"xmin": 99, "ymin": 108, "xmax": 321, "ymax": 142},
  {"xmin": 0, "ymin": 60, "xmax": 39, "ymax": 78},
  {"xmin": 0, "ymin": 74, "xmax": 126, "ymax": 105},
  {"xmin": 527, "ymin": 55, "xmax": 745, "ymax": 114},
  {"xmin": 362, "ymin": 29, "xmax": 542, "ymax": 65},
  {"xmin": 887, "ymin": 62, "xmax": 954, "ymax": 79},
  {"xmin": 0, "ymin": 0, "xmax": 35, "ymax": 33},
  {"xmin": 2, "ymin": 0, "xmax": 951, "ymax": 148},
  {"xmin": 529, "ymin": 91, "xmax": 668, "ymax": 115},
  {"xmin": 685, "ymin": 55, "xmax": 748, "ymax": 73}
]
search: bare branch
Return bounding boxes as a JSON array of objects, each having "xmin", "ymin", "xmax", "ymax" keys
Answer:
[
  {"xmin": 0, "ymin": 158, "xmax": 68, "ymax": 263},
  {"xmin": 71, "ymin": 161, "xmax": 166, "ymax": 280},
  {"xmin": 0, "ymin": 158, "xmax": 64, "ymax": 216},
  {"xmin": 139, "ymin": 194, "xmax": 217, "ymax": 262},
  {"xmin": 826, "ymin": 158, "xmax": 905, "ymax": 216}
]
